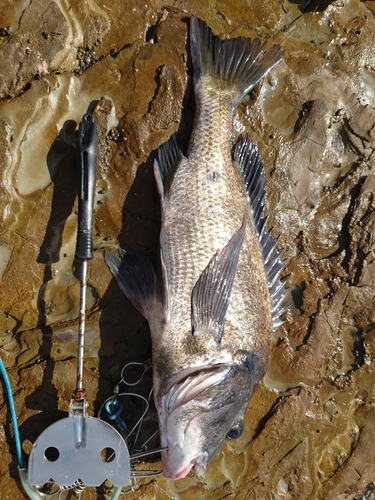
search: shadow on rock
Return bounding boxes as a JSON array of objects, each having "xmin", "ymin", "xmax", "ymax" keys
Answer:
[
  {"xmin": 287, "ymin": 0, "xmax": 336, "ymax": 12},
  {"xmin": 96, "ymin": 154, "xmax": 159, "ymax": 446},
  {"xmin": 24, "ymin": 120, "xmax": 80, "ymax": 421}
]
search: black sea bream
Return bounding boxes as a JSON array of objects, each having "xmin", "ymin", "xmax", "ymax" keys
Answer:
[{"xmin": 106, "ymin": 15, "xmax": 286, "ymax": 479}]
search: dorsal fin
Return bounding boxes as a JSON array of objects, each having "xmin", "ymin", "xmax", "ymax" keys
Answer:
[
  {"xmin": 192, "ymin": 221, "xmax": 246, "ymax": 343},
  {"xmin": 234, "ymin": 134, "xmax": 287, "ymax": 330},
  {"xmin": 154, "ymin": 132, "xmax": 184, "ymax": 199}
]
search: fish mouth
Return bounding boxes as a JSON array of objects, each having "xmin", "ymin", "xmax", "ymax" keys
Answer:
[
  {"xmin": 158, "ymin": 366, "xmax": 230, "ymax": 480},
  {"xmin": 162, "ymin": 450, "xmax": 207, "ymax": 479},
  {"xmin": 160, "ymin": 364, "xmax": 231, "ymax": 413},
  {"xmin": 162, "ymin": 449, "xmax": 194, "ymax": 479}
]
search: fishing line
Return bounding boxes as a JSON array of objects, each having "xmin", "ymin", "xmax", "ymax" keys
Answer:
[{"xmin": 0, "ymin": 354, "xmax": 23, "ymax": 468}]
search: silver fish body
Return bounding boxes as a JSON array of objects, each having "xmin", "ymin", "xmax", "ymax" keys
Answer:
[{"xmin": 106, "ymin": 15, "xmax": 285, "ymax": 480}]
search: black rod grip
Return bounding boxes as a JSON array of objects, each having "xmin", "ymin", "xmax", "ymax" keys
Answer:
[{"xmin": 75, "ymin": 113, "xmax": 98, "ymax": 261}]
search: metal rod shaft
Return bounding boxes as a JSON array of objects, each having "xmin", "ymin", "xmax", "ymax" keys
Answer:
[
  {"xmin": 76, "ymin": 260, "xmax": 88, "ymax": 393},
  {"xmin": 73, "ymin": 113, "xmax": 98, "ymax": 399}
]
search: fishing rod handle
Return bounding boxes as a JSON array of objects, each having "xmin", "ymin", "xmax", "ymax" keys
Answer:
[{"xmin": 75, "ymin": 113, "xmax": 98, "ymax": 261}]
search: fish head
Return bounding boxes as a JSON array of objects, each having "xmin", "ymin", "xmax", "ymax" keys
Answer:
[{"xmin": 156, "ymin": 351, "xmax": 264, "ymax": 479}]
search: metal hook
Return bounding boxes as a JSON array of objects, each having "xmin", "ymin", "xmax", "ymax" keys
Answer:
[{"xmin": 120, "ymin": 359, "xmax": 152, "ymax": 387}]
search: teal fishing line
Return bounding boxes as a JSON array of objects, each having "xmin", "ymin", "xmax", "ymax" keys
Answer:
[{"xmin": 0, "ymin": 354, "xmax": 23, "ymax": 468}]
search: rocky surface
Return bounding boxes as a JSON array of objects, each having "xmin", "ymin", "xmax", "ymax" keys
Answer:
[{"xmin": 0, "ymin": 0, "xmax": 375, "ymax": 498}]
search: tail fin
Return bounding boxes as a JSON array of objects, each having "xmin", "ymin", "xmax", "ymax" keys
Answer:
[{"xmin": 190, "ymin": 14, "xmax": 284, "ymax": 108}]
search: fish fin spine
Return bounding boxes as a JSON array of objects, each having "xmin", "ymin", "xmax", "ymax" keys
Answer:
[{"xmin": 234, "ymin": 134, "xmax": 287, "ymax": 330}]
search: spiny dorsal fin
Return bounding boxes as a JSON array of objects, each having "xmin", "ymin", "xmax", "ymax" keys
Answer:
[
  {"xmin": 154, "ymin": 132, "xmax": 184, "ymax": 199},
  {"xmin": 190, "ymin": 14, "xmax": 284, "ymax": 108},
  {"xmin": 192, "ymin": 221, "xmax": 246, "ymax": 343},
  {"xmin": 105, "ymin": 250, "xmax": 156, "ymax": 320},
  {"xmin": 234, "ymin": 134, "xmax": 287, "ymax": 330}
]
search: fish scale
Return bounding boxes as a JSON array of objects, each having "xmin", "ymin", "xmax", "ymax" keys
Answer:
[
  {"xmin": 105, "ymin": 14, "xmax": 285, "ymax": 480},
  {"xmin": 161, "ymin": 103, "xmax": 267, "ymax": 359}
]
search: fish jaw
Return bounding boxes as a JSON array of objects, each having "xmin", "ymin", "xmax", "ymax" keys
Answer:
[
  {"xmin": 162, "ymin": 453, "xmax": 207, "ymax": 480},
  {"xmin": 160, "ymin": 413, "xmax": 208, "ymax": 479},
  {"xmin": 156, "ymin": 358, "xmax": 261, "ymax": 479},
  {"xmin": 157, "ymin": 365, "xmax": 230, "ymax": 479},
  {"xmin": 164, "ymin": 460, "xmax": 194, "ymax": 481}
]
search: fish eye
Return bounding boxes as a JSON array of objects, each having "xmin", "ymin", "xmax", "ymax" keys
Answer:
[{"xmin": 226, "ymin": 421, "xmax": 244, "ymax": 440}]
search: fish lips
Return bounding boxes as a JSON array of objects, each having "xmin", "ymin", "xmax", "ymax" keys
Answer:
[{"xmin": 161, "ymin": 448, "xmax": 206, "ymax": 479}]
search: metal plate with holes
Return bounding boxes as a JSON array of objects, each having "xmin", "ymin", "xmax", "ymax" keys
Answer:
[{"xmin": 28, "ymin": 416, "xmax": 130, "ymax": 487}]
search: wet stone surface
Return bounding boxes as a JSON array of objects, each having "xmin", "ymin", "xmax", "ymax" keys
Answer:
[{"xmin": 0, "ymin": 0, "xmax": 375, "ymax": 498}]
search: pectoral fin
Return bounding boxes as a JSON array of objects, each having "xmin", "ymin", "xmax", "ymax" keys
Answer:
[
  {"xmin": 192, "ymin": 222, "xmax": 246, "ymax": 343},
  {"xmin": 105, "ymin": 250, "xmax": 156, "ymax": 320}
]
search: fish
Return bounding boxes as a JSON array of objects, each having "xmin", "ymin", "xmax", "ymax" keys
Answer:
[{"xmin": 105, "ymin": 15, "xmax": 286, "ymax": 480}]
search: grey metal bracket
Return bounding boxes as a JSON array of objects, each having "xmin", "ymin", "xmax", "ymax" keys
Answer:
[{"xmin": 28, "ymin": 415, "xmax": 130, "ymax": 487}]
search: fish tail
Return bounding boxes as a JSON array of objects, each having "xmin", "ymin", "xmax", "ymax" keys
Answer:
[{"xmin": 190, "ymin": 14, "xmax": 284, "ymax": 108}]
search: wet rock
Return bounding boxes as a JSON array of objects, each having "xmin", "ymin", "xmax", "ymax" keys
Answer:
[
  {"xmin": 0, "ymin": 0, "xmax": 70, "ymax": 99},
  {"xmin": 321, "ymin": 407, "xmax": 375, "ymax": 499}
]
